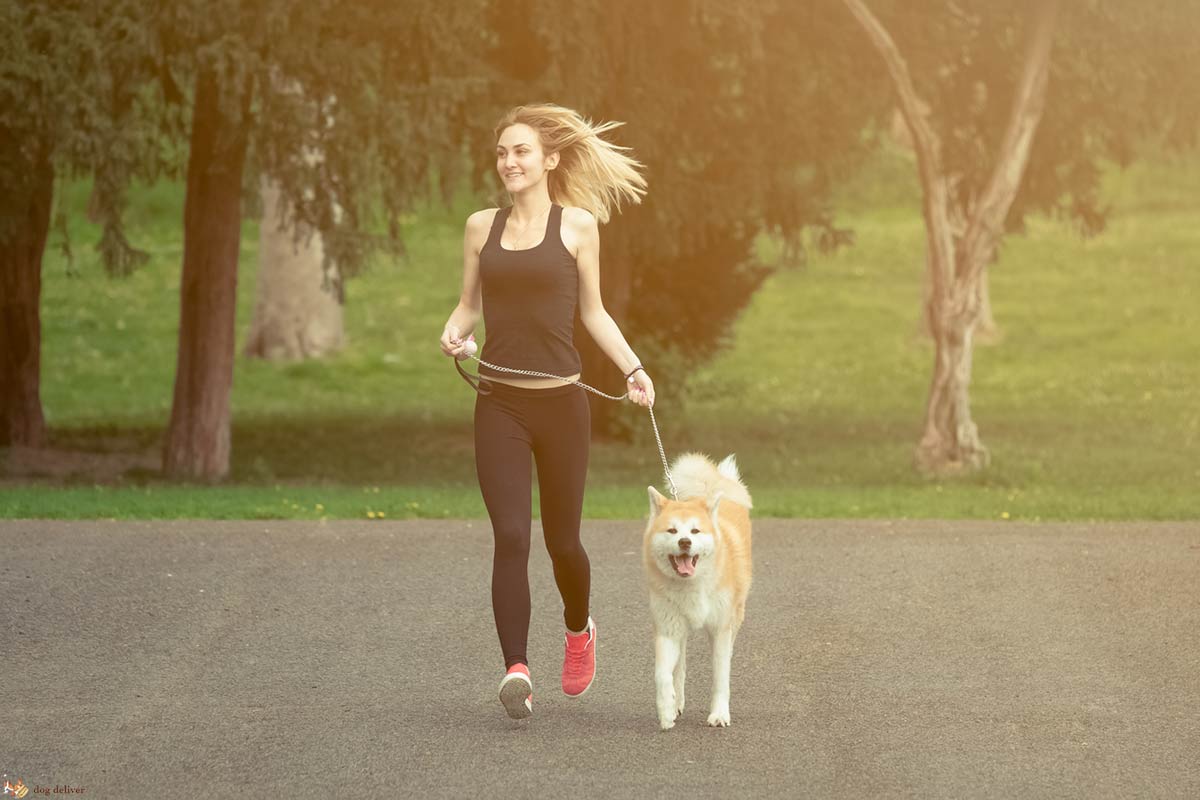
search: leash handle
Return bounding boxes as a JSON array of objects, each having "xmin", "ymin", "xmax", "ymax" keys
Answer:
[{"xmin": 455, "ymin": 358, "xmax": 492, "ymax": 394}]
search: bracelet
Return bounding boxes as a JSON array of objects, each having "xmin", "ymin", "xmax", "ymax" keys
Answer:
[{"xmin": 624, "ymin": 364, "xmax": 645, "ymax": 380}]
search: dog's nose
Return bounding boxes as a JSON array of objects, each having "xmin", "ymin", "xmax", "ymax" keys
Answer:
[{"xmin": 677, "ymin": 538, "xmax": 691, "ymax": 551}]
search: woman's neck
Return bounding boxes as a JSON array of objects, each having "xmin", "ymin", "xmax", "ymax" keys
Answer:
[{"xmin": 509, "ymin": 187, "xmax": 553, "ymax": 225}]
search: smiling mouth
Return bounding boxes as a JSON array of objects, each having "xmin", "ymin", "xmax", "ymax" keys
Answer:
[{"xmin": 668, "ymin": 554, "xmax": 699, "ymax": 577}]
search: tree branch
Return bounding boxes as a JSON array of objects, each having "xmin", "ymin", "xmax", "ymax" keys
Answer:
[
  {"xmin": 840, "ymin": 0, "xmax": 938, "ymax": 170},
  {"xmin": 960, "ymin": 0, "xmax": 1060, "ymax": 282},
  {"xmin": 841, "ymin": 0, "xmax": 956, "ymax": 306}
]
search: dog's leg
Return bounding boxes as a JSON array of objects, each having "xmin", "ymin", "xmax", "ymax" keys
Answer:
[
  {"xmin": 673, "ymin": 635, "xmax": 687, "ymax": 720},
  {"xmin": 706, "ymin": 623, "xmax": 734, "ymax": 727},
  {"xmin": 655, "ymin": 632, "xmax": 684, "ymax": 730}
]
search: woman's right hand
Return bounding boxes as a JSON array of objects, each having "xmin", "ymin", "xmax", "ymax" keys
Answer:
[
  {"xmin": 440, "ymin": 324, "xmax": 464, "ymax": 358},
  {"xmin": 627, "ymin": 368, "xmax": 655, "ymax": 408},
  {"xmin": 441, "ymin": 325, "xmax": 476, "ymax": 360}
]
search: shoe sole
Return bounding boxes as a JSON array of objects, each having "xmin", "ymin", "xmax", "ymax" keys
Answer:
[{"xmin": 499, "ymin": 674, "xmax": 533, "ymax": 719}]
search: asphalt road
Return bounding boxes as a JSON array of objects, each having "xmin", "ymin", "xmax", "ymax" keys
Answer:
[{"xmin": 2, "ymin": 519, "xmax": 1198, "ymax": 799}]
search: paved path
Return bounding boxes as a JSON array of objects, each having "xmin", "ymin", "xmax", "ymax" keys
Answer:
[{"xmin": 2, "ymin": 519, "xmax": 1198, "ymax": 798}]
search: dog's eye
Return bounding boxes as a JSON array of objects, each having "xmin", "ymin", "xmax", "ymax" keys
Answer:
[
  {"xmin": 691, "ymin": 528, "xmax": 700, "ymax": 534},
  {"xmin": 667, "ymin": 527, "xmax": 677, "ymax": 534}
]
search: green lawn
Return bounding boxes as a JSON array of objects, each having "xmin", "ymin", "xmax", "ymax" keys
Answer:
[{"xmin": 2, "ymin": 149, "xmax": 1197, "ymax": 520}]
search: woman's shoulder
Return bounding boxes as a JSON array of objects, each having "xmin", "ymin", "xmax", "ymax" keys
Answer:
[
  {"xmin": 466, "ymin": 207, "xmax": 504, "ymax": 229},
  {"xmin": 559, "ymin": 205, "xmax": 598, "ymax": 232},
  {"xmin": 558, "ymin": 206, "xmax": 598, "ymax": 258},
  {"xmin": 464, "ymin": 207, "xmax": 504, "ymax": 244}
]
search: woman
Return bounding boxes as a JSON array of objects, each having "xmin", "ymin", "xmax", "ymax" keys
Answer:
[{"xmin": 439, "ymin": 103, "xmax": 654, "ymax": 719}]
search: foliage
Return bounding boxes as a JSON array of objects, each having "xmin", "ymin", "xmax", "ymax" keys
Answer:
[
  {"xmin": 483, "ymin": 0, "xmax": 884, "ymax": 431},
  {"xmin": 0, "ymin": 0, "xmax": 160, "ymax": 272},
  {"xmin": 150, "ymin": 0, "xmax": 495, "ymax": 281},
  {"xmin": 850, "ymin": 0, "xmax": 1199, "ymax": 236},
  {"xmin": 1, "ymin": 0, "xmax": 493, "ymax": 280}
]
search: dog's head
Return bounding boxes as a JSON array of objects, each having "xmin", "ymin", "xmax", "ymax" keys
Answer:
[{"xmin": 643, "ymin": 487, "xmax": 723, "ymax": 581}]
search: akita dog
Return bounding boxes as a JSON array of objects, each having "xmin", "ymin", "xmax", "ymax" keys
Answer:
[{"xmin": 644, "ymin": 453, "xmax": 752, "ymax": 729}]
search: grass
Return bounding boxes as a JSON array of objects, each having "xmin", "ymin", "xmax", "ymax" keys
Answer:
[{"xmin": 2, "ymin": 148, "xmax": 1198, "ymax": 520}]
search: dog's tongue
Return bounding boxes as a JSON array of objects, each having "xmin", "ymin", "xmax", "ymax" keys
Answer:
[{"xmin": 673, "ymin": 555, "xmax": 696, "ymax": 577}]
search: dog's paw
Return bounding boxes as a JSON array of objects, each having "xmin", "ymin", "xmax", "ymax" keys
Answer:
[
  {"xmin": 674, "ymin": 697, "xmax": 685, "ymax": 719},
  {"xmin": 706, "ymin": 709, "xmax": 731, "ymax": 728},
  {"xmin": 657, "ymin": 690, "xmax": 678, "ymax": 729}
]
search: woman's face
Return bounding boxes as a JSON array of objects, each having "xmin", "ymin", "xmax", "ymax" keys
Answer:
[{"xmin": 496, "ymin": 123, "xmax": 557, "ymax": 192}]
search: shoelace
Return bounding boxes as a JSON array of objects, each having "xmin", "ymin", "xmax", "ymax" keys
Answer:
[{"xmin": 564, "ymin": 632, "xmax": 592, "ymax": 669}]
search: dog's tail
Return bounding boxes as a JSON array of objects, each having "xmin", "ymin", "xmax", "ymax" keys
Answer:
[{"xmin": 668, "ymin": 452, "xmax": 752, "ymax": 508}]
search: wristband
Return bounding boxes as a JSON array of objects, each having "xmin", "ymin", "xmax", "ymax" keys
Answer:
[{"xmin": 624, "ymin": 364, "xmax": 645, "ymax": 380}]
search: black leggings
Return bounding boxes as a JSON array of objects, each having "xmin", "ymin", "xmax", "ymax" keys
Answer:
[{"xmin": 474, "ymin": 380, "xmax": 591, "ymax": 670}]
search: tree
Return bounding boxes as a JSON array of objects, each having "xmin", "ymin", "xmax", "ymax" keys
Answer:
[
  {"xmin": 0, "ymin": 0, "xmax": 157, "ymax": 448},
  {"xmin": 243, "ymin": 173, "xmax": 344, "ymax": 361},
  {"xmin": 242, "ymin": 71, "xmax": 344, "ymax": 362},
  {"xmin": 841, "ymin": 0, "xmax": 1197, "ymax": 474},
  {"xmin": 160, "ymin": 61, "xmax": 253, "ymax": 479},
  {"xmin": 156, "ymin": 0, "xmax": 491, "ymax": 479},
  {"xmin": 843, "ymin": 0, "xmax": 1060, "ymax": 473}
]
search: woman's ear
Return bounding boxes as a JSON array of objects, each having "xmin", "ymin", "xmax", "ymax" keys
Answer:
[{"xmin": 546, "ymin": 151, "xmax": 560, "ymax": 171}]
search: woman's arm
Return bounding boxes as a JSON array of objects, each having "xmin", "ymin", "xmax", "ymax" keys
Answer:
[
  {"xmin": 440, "ymin": 210, "xmax": 491, "ymax": 357},
  {"xmin": 568, "ymin": 207, "xmax": 655, "ymax": 406}
]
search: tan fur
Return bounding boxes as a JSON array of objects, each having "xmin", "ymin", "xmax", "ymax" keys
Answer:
[{"xmin": 642, "ymin": 453, "xmax": 752, "ymax": 729}]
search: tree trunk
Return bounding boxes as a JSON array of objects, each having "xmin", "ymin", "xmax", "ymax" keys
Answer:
[
  {"xmin": 0, "ymin": 150, "xmax": 53, "ymax": 448},
  {"xmin": 922, "ymin": 264, "xmax": 999, "ymax": 342},
  {"xmin": 919, "ymin": 1, "xmax": 1057, "ymax": 473},
  {"xmin": 843, "ymin": 0, "xmax": 1057, "ymax": 475},
  {"xmin": 163, "ymin": 69, "xmax": 252, "ymax": 481},
  {"xmin": 243, "ymin": 175, "xmax": 344, "ymax": 360},
  {"xmin": 916, "ymin": 284, "xmax": 990, "ymax": 473},
  {"xmin": 975, "ymin": 272, "xmax": 999, "ymax": 343}
]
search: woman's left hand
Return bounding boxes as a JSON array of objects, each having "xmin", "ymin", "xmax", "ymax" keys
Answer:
[{"xmin": 628, "ymin": 369, "xmax": 655, "ymax": 408}]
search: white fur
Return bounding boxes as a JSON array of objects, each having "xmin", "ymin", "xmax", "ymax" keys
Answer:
[
  {"xmin": 645, "ymin": 453, "xmax": 752, "ymax": 730},
  {"xmin": 668, "ymin": 452, "xmax": 752, "ymax": 508},
  {"xmin": 650, "ymin": 580, "xmax": 737, "ymax": 729}
]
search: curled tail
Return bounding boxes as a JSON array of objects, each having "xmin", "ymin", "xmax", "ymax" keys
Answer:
[{"xmin": 667, "ymin": 452, "xmax": 753, "ymax": 508}]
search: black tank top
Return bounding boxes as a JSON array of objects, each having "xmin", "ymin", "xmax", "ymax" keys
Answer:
[{"xmin": 477, "ymin": 204, "xmax": 582, "ymax": 378}]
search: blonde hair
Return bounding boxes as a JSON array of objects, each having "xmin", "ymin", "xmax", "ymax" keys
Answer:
[{"xmin": 494, "ymin": 103, "xmax": 647, "ymax": 224}]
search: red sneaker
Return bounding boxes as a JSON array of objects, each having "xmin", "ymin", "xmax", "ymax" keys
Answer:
[
  {"xmin": 498, "ymin": 663, "xmax": 533, "ymax": 719},
  {"xmin": 562, "ymin": 617, "xmax": 597, "ymax": 697}
]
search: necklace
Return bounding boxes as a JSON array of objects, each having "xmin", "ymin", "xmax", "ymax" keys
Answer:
[{"xmin": 506, "ymin": 204, "xmax": 552, "ymax": 249}]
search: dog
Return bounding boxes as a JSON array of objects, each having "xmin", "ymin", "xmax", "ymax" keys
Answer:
[{"xmin": 643, "ymin": 452, "xmax": 752, "ymax": 729}]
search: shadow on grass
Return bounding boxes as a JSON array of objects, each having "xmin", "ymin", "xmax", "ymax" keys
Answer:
[
  {"xmin": 4, "ymin": 410, "xmax": 1060, "ymax": 489},
  {"xmin": 8, "ymin": 414, "xmax": 476, "ymax": 486}
]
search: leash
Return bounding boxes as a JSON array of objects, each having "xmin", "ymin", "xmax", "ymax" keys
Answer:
[{"xmin": 455, "ymin": 350, "xmax": 679, "ymax": 499}]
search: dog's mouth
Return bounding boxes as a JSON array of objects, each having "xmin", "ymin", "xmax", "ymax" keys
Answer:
[{"xmin": 668, "ymin": 554, "xmax": 699, "ymax": 577}]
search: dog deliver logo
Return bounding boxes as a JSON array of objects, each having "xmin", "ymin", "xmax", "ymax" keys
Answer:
[{"xmin": 1, "ymin": 772, "xmax": 29, "ymax": 799}]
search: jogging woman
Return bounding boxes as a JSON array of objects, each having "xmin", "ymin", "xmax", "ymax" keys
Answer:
[{"xmin": 439, "ymin": 103, "xmax": 653, "ymax": 719}]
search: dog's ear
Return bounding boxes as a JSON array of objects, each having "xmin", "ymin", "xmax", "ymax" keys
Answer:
[{"xmin": 647, "ymin": 486, "xmax": 668, "ymax": 518}]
